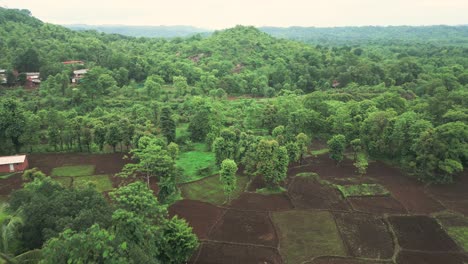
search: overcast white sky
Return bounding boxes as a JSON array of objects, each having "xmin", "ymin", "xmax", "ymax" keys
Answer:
[{"xmin": 1, "ymin": 0, "xmax": 467, "ymax": 29}]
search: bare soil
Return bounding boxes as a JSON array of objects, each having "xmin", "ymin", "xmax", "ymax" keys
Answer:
[
  {"xmin": 396, "ymin": 250, "xmax": 468, "ymax": 264},
  {"xmin": 28, "ymin": 153, "xmax": 130, "ymax": 175},
  {"xmin": 0, "ymin": 174, "xmax": 24, "ymax": 196},
  {"xmin": 366, "ymin": 161, "xmax": 445, "ymax": 214},
  {"xmin": 229, "ymin": 192, "xmax": 294, "ymax": 211},
  {"xmin": 288, "ymin": 176, "xmax": 349, "ymax": 210},
  {"xmin": 388, "ymin": 215, "xmax": 460, "ymax": 252},
  {"xmin": 208, "ymin": 209, "xmax": 278, "ymax": 247},
  {"xmin": 192, "ymin": 242, "xmax": 282, "ymax": 264},
  {"xmin": 348, "ymin": 196, "xmax": 407, "ymax": 215},
  {"xmin": 169, "ymin": 200, "xmax": 225, "ymax": 240},
  {"xmin": 334, "ymin": 212, "xmax": 394, "ymax": 259},
  {"xmin": 309, "ymin": 256, "xmax": 392, "ymax": 264}
]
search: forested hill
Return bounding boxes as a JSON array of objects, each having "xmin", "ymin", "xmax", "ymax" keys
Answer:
[
  {"xmin": 0, "ymin": 7, "xmax": 467, "ymax": 184},
  {"xmin": 62, "ymin": 21, "xmax": 468, "ymax": 46},
  {"xmin": 260, "ymin": 26, "xmax": 468, "ymax": 46},
  {"xmin": 65, "ymin": 24, "xmax": 210, "ymax": 38}
]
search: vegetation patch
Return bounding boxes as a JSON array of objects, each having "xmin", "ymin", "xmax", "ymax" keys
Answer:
[
  {"xmin": 295, "ymin": 172, "xmax": 319, "ymax": 179},
  {"xmin": 446, "ymin": 227, "xmax": 468, "ymax": 252},
  {"xmin": 180, "ymin": 174, "xmax": 248, "ymax": 205},
  {"xmin": 54, "ymin": 175, "xmax": 113, "ymax": 192},
  {"xmin": 74, "ymin": 175, "xmax": 113, "ymax": 192},
  {"xmin": 176, "ymin": 143, "xmax": 216, "ymax": 183},
  {"xmin": 53, "ymin": 177, "xmax": 72, "ymax": 187},
  {"xmin": 311, "ymin": 148, "xmax": 329, "ymax": 156},
  {"xmin": 256, "ymin": 186, "xmax": 286, "ymax": 195},
  {"xmin": 51, "ymin": 165, "xmax": 96, "ymax": 177},
  {"xmin": 336, "ymin": 183, "xmax": 390, "ymax": 197},
  {"xmin": 272, "ymin": 210, "xmax": 346, "ymax": 263},
  {"xmin": 0, "ymin": 172, "xmax": 19, "ymax": 179},
  {"xmin": 435, "ymin": 212, "xmax": 468, "ymax": 252}
]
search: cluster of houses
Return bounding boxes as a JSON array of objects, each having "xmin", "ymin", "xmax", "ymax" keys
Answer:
[{"xmin": 0, "ymin": 60, "xmax": 88, "ymax": 88}]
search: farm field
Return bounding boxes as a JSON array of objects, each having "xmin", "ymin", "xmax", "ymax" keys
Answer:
[
  {"xmin": 1, "ymin": 152, "xmax": 467, "ymax": 263},
  {"xmin": 0, "ymin": 151, "xmax": 466, "ymax": 263},
  {"xmin": 170, "ymin": 153, "xmax": 468, "ymax": 264}
]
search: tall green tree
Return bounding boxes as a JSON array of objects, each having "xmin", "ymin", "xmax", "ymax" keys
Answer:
[
  {"xmin": 0, "ymin": 99, "xmax": 26, "ymax": 153},
  {"xmin": 327, "ymin": 134, "xmax": 347, "ymax": 165},
  {"xmin": 160, "ymin": 106, "xmax": 176, "ymax": 143},
  {"xmin": 219, "ymin": 159, "xmax": 238, "ymax": 202}
]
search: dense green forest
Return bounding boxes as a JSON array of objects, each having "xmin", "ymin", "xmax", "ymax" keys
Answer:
[{"xmin": 0, "ymin": 7, "xmax": 467, "ymax": 262}]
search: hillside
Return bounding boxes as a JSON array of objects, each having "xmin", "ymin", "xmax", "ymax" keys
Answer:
[
  {"xmin": 260, "ymin": 25, "xmax": 468, "ymax": 46},
  {"xmin": 0, "ymin": 7, "xmax": 467, "ymax": 263},
  {"xmin": 62, "ymin": 21, "xmax": 468, "ymax": 46}
]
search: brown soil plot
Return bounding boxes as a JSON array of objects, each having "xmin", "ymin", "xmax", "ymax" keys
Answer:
[
  {"xmin": 334, "ymin": 212, "xmax": 394, "ymax": 259},
  {"xmin": 208, "ymin": 209, "xmax": 278, "ymax": 247},
  {"xmin": 193, "ymin": 242, "xmax": 282, "ymax": 264},
  {"xmin": 396, "ymin": 250, "xmax": 468, "ymax": 264},
  {"xmin": 309, "ymin": 256, "xmax": 393, "ymax": 264},
  {"xmin": 29, "ymin": 153, "xmax": 130, "ymax": 175},
  {"xmin": 229, "ymin": 192, "xmax": 294, "ymax": 211},
  {"xmin": 388, "ymin": 215, "xmax": 460, "ymax": 252},
  {"xmin": 288, "ymin": 176, "xmax": 349, "ymax": 210},
  {"xmin": 169, "ymin": 199, "xmax": 225, "ymax": 240},
  {"xmin": 348, "ymin": 196, "xmax": 407, "ymax": 215},
  {"xmin": 366, "ymin": 161, "xmax": 445, "ymax": 214}
]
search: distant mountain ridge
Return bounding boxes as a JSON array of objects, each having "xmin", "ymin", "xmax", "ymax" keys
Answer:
[
  {"xmin": 64, "ymin": 24, "xmax": 468, "ymax": 45},
  {"xmin": 65, "ymin": 24, "xmax": 210, "ymax": 38}
]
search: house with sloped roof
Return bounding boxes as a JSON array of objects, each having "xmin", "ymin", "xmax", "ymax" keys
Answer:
[{"xmin": 0, "ymin": 155, "xmax": 29, "ymax": 173}]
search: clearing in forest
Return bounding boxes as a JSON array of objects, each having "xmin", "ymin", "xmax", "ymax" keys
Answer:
[
  {"xmin": 176, "ymin": 143, "xmax": 216, "ymax": 183},
  {"xmin": 180, "ymin": 174, "xmax": 248, "ymax": 205}
]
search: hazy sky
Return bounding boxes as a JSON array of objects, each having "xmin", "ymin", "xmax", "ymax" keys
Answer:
[{"xmin": 1, "ymin": 0, "xmax": 467, "ymax": 29}]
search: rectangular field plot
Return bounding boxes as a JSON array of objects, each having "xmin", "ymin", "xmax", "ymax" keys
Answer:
[
  {"xmin": 180, "ymin": 174, "xmax": 248, "ymax": 205},
  {"xmin": 436, "ymin": 212, "xmax": 468, "ymax": 252},
  {"xmin": 336, "ymin": 183, "xmax": 390, "ymax": 198},
  {"xmin": 53, "ymin": 175, "xmax": 113, "ymax": 192},
  {"xmin": 272, "ymin": 210, "xmax": 346, "ymax": 264},
  {"xmin": 51, "ymin": 165, "xmax": 95, "ymax": 177}
]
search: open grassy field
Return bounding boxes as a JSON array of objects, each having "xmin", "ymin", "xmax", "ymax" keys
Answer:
[
  {"xmin": 272, "ymin": 210, "xmax": 346, "ymax": 263},
  {"xmin": 51, "ymin": 165, "xmax": 96, "ymax": 177},
  {"xmin": 180, "ymin": 174, "xmax": 248, "ymax": 205},
  {"xmin": 176, "ymin": 143, "xmax": 216, "ymax": 183},
  {"xmin": 336, "ymin": 183, "xmax": 390, "ymax": 197},
  {"xmin": 54, "ymin": 174, "xmax": 113, "ymax": 192}
]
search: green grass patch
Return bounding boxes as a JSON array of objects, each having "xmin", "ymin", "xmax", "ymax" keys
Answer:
[
  {"xmin": 74, "ymin": 175, "xmax": 113, "ymax": 192},
  {"xmin": 311, "ymin": 148, "xmax": 329, "ymax": 156},
  {"xmin": 54, "ymin": 177, "xmax": 72, "ymax": 187},
  {"xmin": 256, "ymin": 186, "xmax": 286, "ymax": 195},
  {"xmin": 272, "ymin": 210, "xmax": 346, "ymax": 263},
  {"xmin": 295, "ymin": 172, "xmax": 319, "ymax": 180},
  {"xmin": 0, "ymin": 172, "xmax": 20, "ymax": 179},
  {"xmin": 51, "ymin": 165, "xmax": 95, "ymax": 177},
  {"xmin": 336, "ymin": 183, "xmax": 390, "ymax": 197},
  {"xmin": 176, "ymin": 143, "xmax": 216, "ymax": 183},
  {"xmin": 181, "ymin": 174, "xmax": 248, "ymax": 205},
  {"xmin": 176, "ymin": 123, "xmax": 189, "ymax": 140},
  {"xmin": 446, "ymin": 227, "xmax": 468, "ymax": 252},
  {"xmin": 435, "ymin": 212, "xmax": 468, "ymax": 252},
  {"xmin": 54, "ymin": 175, "xmax": 113, "ymax": 192}
]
